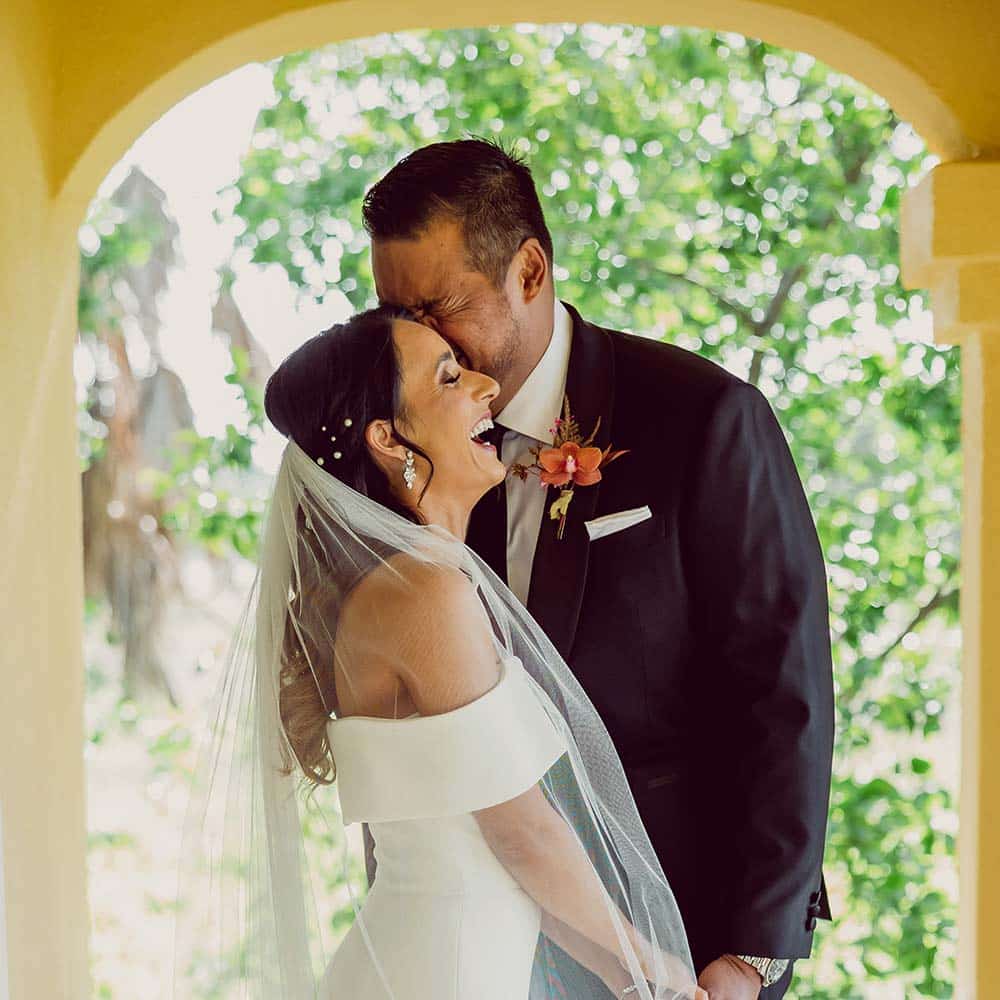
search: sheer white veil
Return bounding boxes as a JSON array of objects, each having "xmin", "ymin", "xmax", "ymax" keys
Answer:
[{"xmin": 170, "ymin": 398, "xmax": 699, "ymax": 999}]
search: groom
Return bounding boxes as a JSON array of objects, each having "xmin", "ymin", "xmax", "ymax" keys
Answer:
[{"xmin": 360, "ymin": 137, "xmax": 834, "ymax": 999}]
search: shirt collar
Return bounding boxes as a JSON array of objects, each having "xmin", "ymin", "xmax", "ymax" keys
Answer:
[{"xmin": 496, "ymin": 297, "xmax": 572, "ymax": 445}]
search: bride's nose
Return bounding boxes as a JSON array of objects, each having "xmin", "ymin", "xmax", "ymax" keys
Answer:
[{"xmin": 473, "ymin": 370, "xmax": 500, "ymax": 404}]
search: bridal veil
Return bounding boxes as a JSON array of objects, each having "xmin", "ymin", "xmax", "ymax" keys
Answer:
[{"xmin": 170, "ymin": 433, "xmax": 698, "ymax": 998}]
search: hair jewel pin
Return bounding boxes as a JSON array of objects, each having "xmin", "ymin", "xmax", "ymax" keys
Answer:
[{"xmin": 316, "ymin": 416, "xmax": 353, "ymax": 465}]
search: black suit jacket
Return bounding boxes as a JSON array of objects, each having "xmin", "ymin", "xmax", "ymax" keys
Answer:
[{"xmin": 366, "ymin": 300, "xmax": 834, "ymax": 970}]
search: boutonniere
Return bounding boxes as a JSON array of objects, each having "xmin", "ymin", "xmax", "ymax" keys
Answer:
[{"xmin": 509, "ymin": 394, "xmax": 629, "ymax": 540}]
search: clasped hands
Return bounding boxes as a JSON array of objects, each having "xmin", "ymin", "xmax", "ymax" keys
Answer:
[
  {"xmin": 606, "ymin": 946, "xmax": 761, "ymax": 1000},
  {"xmin": 606, "ymin": 938, "xmax": 709, "ymax": 1000},
  {"xmin": 696, "ymin": 954, "xmax": 763, "ymax": 1000}
]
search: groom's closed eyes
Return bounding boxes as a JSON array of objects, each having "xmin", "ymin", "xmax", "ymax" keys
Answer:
[
  {"xmin": 382, "ymin": 299, "xmax": 472, "ymax": 369},
  {"xmin": 405, "ymin": 294, "xmax": 474, "ymax": 326},
  {"xmin": 389, "ymin": 296, "xmax": 441, "ymax": 319},
  {"xmin": 381, "ymin": 296, "xmax": 450, "ymax": 334},
  {"xmin": 414, "ymin": 312, "xmax": 473, "ymax": 368},
  {"xmin": 380, "ymin": 294, "xmax": 447, "ymax": 318}
]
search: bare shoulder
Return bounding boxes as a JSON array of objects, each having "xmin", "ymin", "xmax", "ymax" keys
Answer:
[
  {"xmin": 341, "ymin": 551, "xmax": 502, "ymax": 715},
  {"xmin": 347, "ymin": 551, "xmax": 479, "ymax": 620}
]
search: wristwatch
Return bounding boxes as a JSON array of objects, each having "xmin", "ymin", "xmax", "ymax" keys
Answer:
[{"xmin": 735, "ymin": 955, "xmax": 789, "ymax": 988}]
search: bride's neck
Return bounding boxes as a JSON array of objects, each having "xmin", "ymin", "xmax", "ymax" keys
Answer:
[{"xmin": 406, "ymin": 492, "xmax": 474, "ymax": 542}]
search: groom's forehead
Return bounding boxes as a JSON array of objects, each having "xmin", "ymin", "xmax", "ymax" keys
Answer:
[
  {"xmin": 371, "ymin": 220, "xmax": 470, "ymax": 305},
  {"xmin": 373, "ymin": 252, "xmax": 449, "ymax": 305}
]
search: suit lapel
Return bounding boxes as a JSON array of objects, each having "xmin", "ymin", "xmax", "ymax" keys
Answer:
[{"xmin": 525, "ymin": 301, "xmax": 615, "ymax": 660}]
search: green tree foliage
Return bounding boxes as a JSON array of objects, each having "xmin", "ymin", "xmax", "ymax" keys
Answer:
[
  {"xmin": 214, "ymin": 25, "xmax": 959, "ymax": 996},
  {"xmin": 148, "ymin": 342, "xmax": 270, "ymax": 560}
]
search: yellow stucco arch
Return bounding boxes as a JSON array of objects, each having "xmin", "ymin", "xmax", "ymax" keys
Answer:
[
  {"xmin": 54, "ymin": 0, "xmax": 976, "ymax": 218},
  {"xmin": 2, "ymin": 2, "xmax": 998, "ymax": 998}
]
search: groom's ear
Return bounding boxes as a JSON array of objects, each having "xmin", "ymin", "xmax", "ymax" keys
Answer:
[{"xmin": 509, "ymin": 237, "xmax": 548, "ymax": 306}]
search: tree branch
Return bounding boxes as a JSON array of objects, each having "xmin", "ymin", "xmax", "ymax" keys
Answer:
[
  {"xmin": 758, "ymin": 262, "xmax": 807, "ymax": 336},
  {"xmin": 746, "ymin": 261, "xmax": 808, "ymax": 384},
  {"xmin": 655, "ymin": 269, "xmax": 757, "ymax": 329},
  {"xmin": 877, "ymin": 582, "xmax": 959, "ymax": 663}
]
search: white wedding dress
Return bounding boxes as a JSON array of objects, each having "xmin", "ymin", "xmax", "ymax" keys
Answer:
[
  {"xmin": 320, "ymin": 652, "xmax": 569, "ymax": 999},
  {"xmin": 172, "ymin": 439, "xmax": 698, "ymax": 1000}
]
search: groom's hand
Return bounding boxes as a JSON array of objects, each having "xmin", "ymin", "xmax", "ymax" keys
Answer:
[{"xmin": 697, "ymin": 954, "xmax": 762, "ymax": 1000}]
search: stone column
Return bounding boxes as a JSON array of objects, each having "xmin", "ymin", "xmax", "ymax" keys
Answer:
[{"xmin": 902, "ymin": 160, "xmax": 1000, "ymax": 1000}]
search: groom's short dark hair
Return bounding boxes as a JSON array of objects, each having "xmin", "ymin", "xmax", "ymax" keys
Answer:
[{"xmin": 362, "ymin": 136, "xmax": 554, "ymax": 289}]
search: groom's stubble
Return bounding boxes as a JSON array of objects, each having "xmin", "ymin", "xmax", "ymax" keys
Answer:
[
  {"xmin": 439, "ymin": 259, "xmax": 552, "ymax": 413},
  {"xmin": 479, "ymin": 295, "xmax": 527, "ymax": 402}
]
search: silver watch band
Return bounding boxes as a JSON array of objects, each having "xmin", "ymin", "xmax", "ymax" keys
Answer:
[{"xmin": 735, "ymin": 955, "xmax": 790, "ymax": 988}]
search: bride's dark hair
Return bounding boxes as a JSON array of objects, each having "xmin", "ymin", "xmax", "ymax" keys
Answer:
[
  {"xmin": 264, "ymin": 303, "xmax": 435, "ymax": 516},
  {"xmin": 263, "ymin": 304, "xmax": 434, "ymax": 783}
]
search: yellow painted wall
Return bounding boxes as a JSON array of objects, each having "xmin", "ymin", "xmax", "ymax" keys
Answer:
[
  {"xmin": 1, "ymin": 0, "xmax": 997, "ymax": 996},
  {"xmin": 1, "ymin": 4, "xmax": 91, "ymax": 999},
  {"xmin": 957, "ymin": 333, "xmax": 1000, "ymax": 999},
  {"xmin": 52, "ymin": 0, "xmax": 989, "ymax": 212}
]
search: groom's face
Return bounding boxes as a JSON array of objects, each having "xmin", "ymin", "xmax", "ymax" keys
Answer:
[{"xmin": 371, "ymin": 216, "xmax": 523, "ymax": 413}]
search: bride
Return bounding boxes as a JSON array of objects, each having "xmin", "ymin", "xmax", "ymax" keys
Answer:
[{"xmin": 170, "ymin": 304, "xmax": 706, "ymax": 1000}]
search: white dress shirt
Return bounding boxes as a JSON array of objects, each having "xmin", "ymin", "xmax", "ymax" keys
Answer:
[{"xmin": 495, "ymin": 297, "xmax": 573, "ymax": 606}]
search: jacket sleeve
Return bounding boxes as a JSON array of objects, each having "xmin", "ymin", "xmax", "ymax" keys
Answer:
[{"xmin": 682, "ymin": 380, "xmax": 835, "ymax": 958}]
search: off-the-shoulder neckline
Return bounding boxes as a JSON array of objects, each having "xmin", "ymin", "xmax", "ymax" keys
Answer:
[{"xmin": 326, "ymin": 653, "xmax": 519, "ymax": 727}]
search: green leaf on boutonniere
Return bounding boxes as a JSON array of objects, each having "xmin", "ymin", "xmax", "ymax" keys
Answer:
[{"xmin": 549, "ymin": 489, "xmax": 574, "ymax": 521}]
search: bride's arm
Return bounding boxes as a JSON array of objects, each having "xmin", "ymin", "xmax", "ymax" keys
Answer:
[
  {"xmin": 473, "ymin": 784, "xmax": 649, "ymax": 970},
  {"xmin": 474, "ymin": 789, "xmax": 704, "ymax": 998},
  {"xmin": 538, "ymin": 910, "xmax": 632, "ymax": 992}
]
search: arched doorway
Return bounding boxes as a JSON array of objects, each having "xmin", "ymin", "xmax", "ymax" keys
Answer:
[{"xmin": 3, "ymin": 3, "xmax": 996, "ymax": 997}]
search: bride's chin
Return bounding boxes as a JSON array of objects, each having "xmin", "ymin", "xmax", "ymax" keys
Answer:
[
  {"xmin": 468, "ymin": 456, "xmax": 507, "ymax": 498},
  {"xmin": 468, "ymin": 442, "xmax": 506, "ymax": 482},
  {"xmin": 487, "ymin": 457, "xmax": 508, "ymax": 489}
]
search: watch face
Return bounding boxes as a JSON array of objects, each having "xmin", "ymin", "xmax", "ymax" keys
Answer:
[
  {"xmin": 737, "ymin": 955, "xmax": 788, "ymax": 987},
  {"xmin": 764, "ymin": 958, "xmax": 790, "ymax": 986}
]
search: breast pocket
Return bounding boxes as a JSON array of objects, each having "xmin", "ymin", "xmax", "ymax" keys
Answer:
[
  {"xmin": 586, "ymin": 508, "xmax": 664, "ymax": 590},
  {"xmin": 584, "ymin": 504, "xmax": 653, "ymax": 541}
]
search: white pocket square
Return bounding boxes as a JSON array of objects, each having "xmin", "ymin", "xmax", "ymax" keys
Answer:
[{"xmin": 584, "ymin": 505, "xmax": 652, "ymax": 541}]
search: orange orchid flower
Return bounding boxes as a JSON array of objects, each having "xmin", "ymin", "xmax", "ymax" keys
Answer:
[{"xmin": 537, "ymin": 441, "xmax": 604, "ymax": 488}]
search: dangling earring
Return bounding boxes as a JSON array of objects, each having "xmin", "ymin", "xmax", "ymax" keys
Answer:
[{"xmin": 402, "ymin": 449, "xmax": 416, "ymax": 490}]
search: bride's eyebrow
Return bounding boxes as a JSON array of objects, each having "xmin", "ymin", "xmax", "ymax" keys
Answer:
[{"xmin": 433, "ymin": 349, "xmax": 456, "ymax": 372}]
